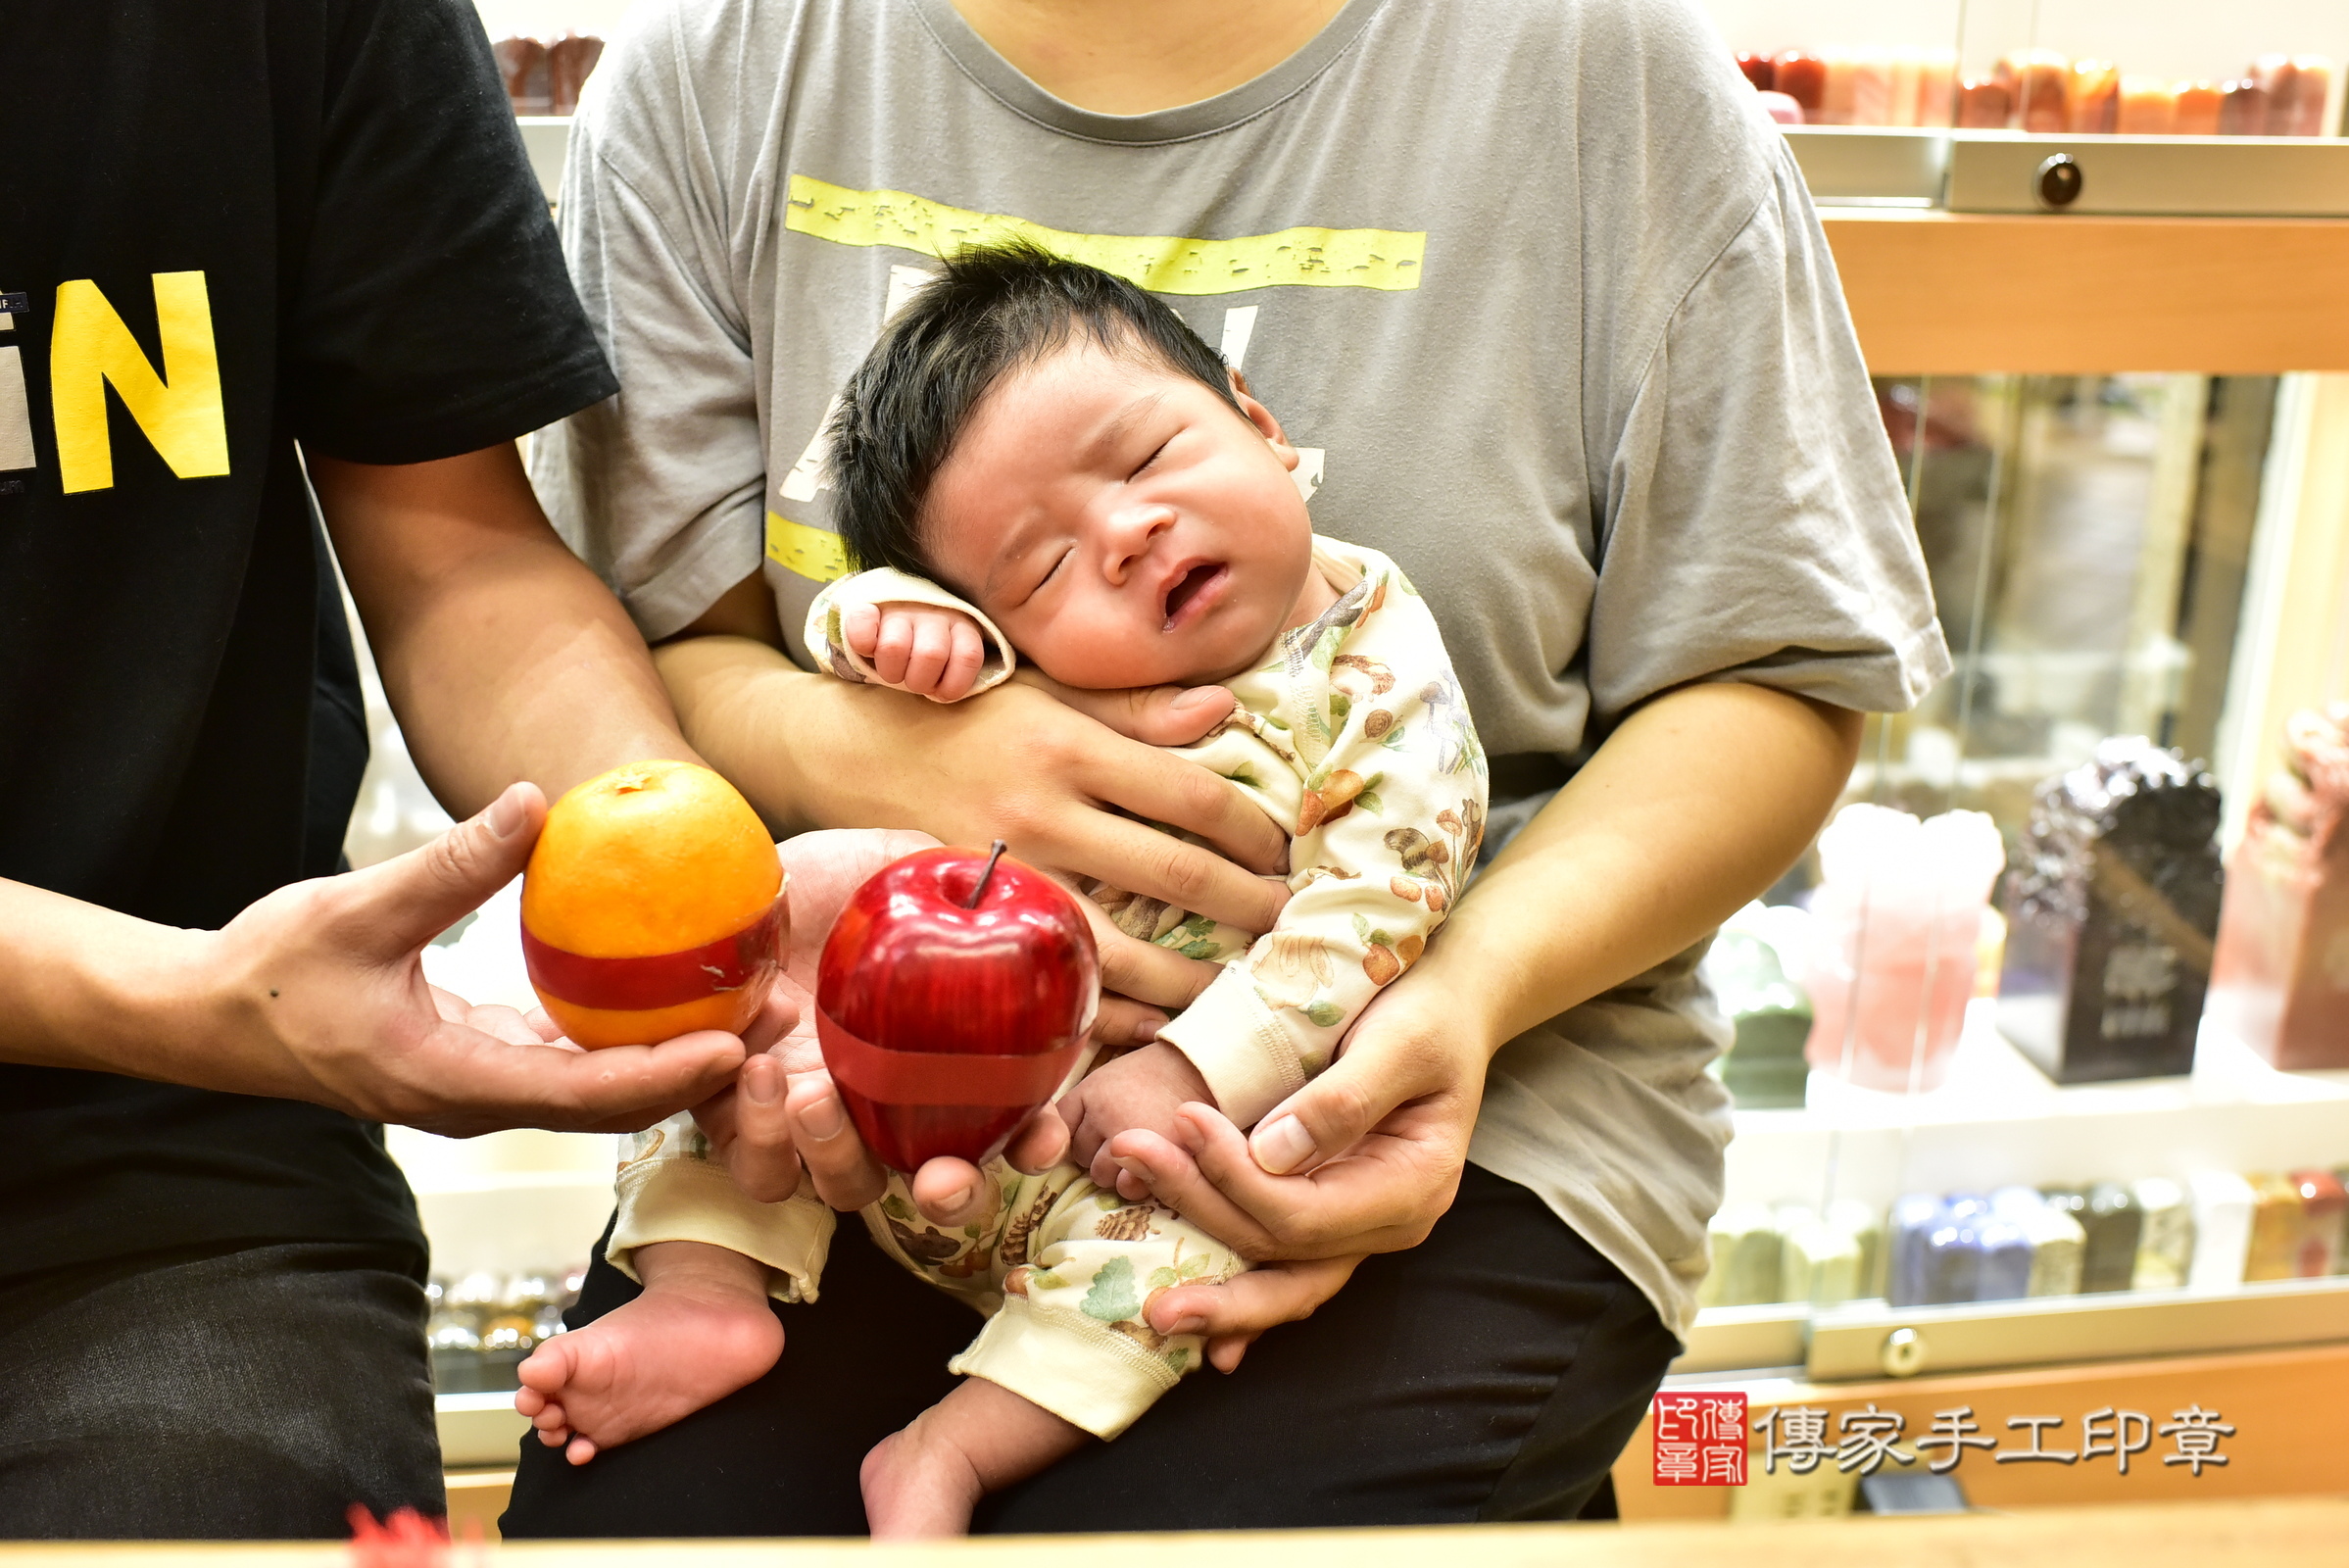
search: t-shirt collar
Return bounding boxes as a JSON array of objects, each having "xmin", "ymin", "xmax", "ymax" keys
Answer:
[{"xmin": 905, "ymin": 0, "xmax": 1393, "ymax": 145}]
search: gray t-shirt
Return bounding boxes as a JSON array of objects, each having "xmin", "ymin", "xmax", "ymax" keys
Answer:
[{"xmin": 534, "ymin": 0, "xmax": 1951, "ymax": 1339}]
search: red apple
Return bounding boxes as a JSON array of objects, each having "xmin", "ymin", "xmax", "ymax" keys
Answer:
[{"xmin": 816, "ymin": 843, "xmax": 1099, "ymax": 1171}]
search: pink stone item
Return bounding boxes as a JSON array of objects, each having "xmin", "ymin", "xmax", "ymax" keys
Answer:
[
  {"xmin": 2174, "ymin": 81, "xmax": 2224, "ymax": 136},
  {"xmin": 1773, "ymin": 51, "xmax": 1827, "ymax": 115},
  {"xmin": 2000, "ymin": 50, "xmax": 2072, "ymax": 133},
  {"xmin": 1804, "ymin": 806, "xmax": 2008, "ymax": 1095},
  {"xmin": 1915, "ymin": 48, "xmax": 1957, "ymax": 127},
  {"xmin": 1957, "ymin": 76, "xmax": 2013, "ymax": 129},
  {"xmin": 2116, "ymin": 76, "xmax": 2178, "ymax": 135},
  {"xmin": 2068, "ymin": 60, "xmax": 2121, "ymax": 133},
  {"xmin": 2208, "ymin": 703, "xmax": 2349, "ymax": 1070},
  {"xmin": 2220, "ymin": 77, "xmax": 2270, "ymax": 135}
]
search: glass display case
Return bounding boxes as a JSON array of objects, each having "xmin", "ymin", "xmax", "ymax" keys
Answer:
[{"xmin": 1607, "ymin": 1, "xmax": 2349, "ymax": 1523}]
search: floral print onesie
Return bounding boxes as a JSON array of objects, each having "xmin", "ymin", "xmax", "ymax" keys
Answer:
[{"xmin": 606, "ymin": 536, "xmax": 1487, "ymax": 1439}]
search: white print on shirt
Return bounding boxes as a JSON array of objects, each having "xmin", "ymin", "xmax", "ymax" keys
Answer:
[
  {"xmin": 1216, "ymin": 305, "xmax": 1322, "ymax": 501},
  {"xmin": 1218, "ymin": 305, "xmax": 1257, "ymax": 369},
  {"xmin": 777, "ymin": 262, "xmax": 935, "ymax": 506}
]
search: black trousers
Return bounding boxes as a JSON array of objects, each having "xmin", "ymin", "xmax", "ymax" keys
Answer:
[
  {"xmin": 503, "ymin": 1165, "xmax": 1676, "ymax": 1536},
  {"xmin": 0, "ymin": 1242, "xmax": 443, "ymax": 1539}
]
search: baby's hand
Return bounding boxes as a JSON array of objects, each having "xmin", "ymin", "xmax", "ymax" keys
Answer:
[
  {"xmin": 841, "ymin": 600, "xmax": 990, "ymax": 702},
  {"xmin": 1056, "ymin": 1042, "xmax": 1216, "ymax": 1190}
]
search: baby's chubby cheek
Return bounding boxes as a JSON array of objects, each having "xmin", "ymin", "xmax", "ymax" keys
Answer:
[{"xmin": 1013, "ymin": 618, "xmax": 1199, "ymax": 693}]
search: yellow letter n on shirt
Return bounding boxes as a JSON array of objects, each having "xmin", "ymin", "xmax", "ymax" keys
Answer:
[{"xmin": 50, "ymin": 271, "xmax": 230, "ymax": 493}]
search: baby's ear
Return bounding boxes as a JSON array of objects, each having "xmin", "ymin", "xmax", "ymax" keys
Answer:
[{"xmin": 1229, "ymin": 374, "xmax": 1297, "ymax": 469}]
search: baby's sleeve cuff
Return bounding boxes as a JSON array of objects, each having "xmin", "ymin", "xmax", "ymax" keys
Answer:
[
  {"xmin": 610, "ymin": 1152, "xmax": 835, "ymax": 1304},
  {"xmin": 802, "ymin": 567, "xmax": 1016, "ymax": 699},
  {"xmin": 948, "ymin": 1295, "xmax": 1187, "ymax": 1440},
  {"xmin": 1155, "ymin": 964, "xmax": 1306, "ymax": 1130}
]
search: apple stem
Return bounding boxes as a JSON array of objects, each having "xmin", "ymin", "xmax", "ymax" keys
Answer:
[{"xmin": 966, "ymin": 840, "xmax": 1008, "ymax": 908}]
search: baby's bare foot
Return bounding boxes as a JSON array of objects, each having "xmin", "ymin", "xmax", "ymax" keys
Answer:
[
  {"xmin": 859, "ymin": 1414, "xmax": 987, "ymax": 1541},
  {"xmin": 514, "ymin": 1271, "xmax": 781, "ymax": 1465},
  {"xmin": 859, "ymin": 1378, "xmax": 1089, "ymax": 1538}
]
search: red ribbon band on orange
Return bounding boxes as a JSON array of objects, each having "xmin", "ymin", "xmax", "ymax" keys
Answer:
[
  {"xmin": 523, "ymin": 897, "xmax": 783, "ymax": 1012},
  {"xmin": 817, "ymin": 1007, "xmax": 1084, "ymax": 1107}
]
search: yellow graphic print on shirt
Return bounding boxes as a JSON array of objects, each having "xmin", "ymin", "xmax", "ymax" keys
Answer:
[
  {"xmin": 783, "ymin": 175, "xmax": 1426, "ymax": 295},
  {"xmin": 766, "ymin": 178, "xmax": 1418, "ymax": 580},
  {"xmin": 50, "ymin": 271, "xmax": 230, "ymax": 494}
]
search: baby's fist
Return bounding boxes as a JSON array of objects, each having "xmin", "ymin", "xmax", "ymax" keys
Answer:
[
  {"xmin": 846, "ymin": 601, "xmax": 989, "ymax": 702},
  {"xmin": 1056, "ymin": 1041, "xmax": 1215, "ymax": 1189}
]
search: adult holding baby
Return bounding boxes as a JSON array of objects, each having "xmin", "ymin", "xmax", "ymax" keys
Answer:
[{"xmin": 506, "ymin": 0, "xmax": 1948, "ymax": 1535}]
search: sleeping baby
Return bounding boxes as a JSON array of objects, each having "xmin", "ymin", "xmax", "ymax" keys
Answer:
[{"xmin": 515, "ymin": 241, "xmax": 1487, "ymax": 1537}]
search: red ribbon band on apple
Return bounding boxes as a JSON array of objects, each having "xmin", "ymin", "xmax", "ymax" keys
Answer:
[
  {"xmin": 816, "ymin": 1007, "xmax": 1086, "ymax": 1107},
  {"xmin": 520, "ymin": 896, "xmax": 785, "ymax": 1011}
]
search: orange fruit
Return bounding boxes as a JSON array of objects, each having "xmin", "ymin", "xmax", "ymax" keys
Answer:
[{"xmin": 520, "ymin": 760, "xmax": 784, "ymax": 1049}]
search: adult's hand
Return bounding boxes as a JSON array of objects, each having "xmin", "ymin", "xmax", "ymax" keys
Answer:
[
  {"xmin": 213, "ymin": 783, "xmax": 753, "ymax": 1135},
  {"xmin": 1101, "ymin": 962, "xmax": 1487, "ymax": 1260},
  {"xmin": 0, "ymin": 783, "xmax": 752, "ymax": 1136},
  {"xmin": 1147, "ymin": 1253, "xmax": 1364, "ymax": 1374},
  {"xmin": 687, "ymin": 828, "xmax": 1075, "ymax": 1213},
  {"xmin": 657, "ymin": 624, "xmax": 1294, "ymax": 994}
]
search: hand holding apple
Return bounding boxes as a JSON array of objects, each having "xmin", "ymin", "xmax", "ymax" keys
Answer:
[{"xmin": 816, "ymin": 842, "xmax": 1100, "ymax": 1171}]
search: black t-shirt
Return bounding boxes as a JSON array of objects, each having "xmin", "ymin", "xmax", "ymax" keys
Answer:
[{"xmin": 0, "ymin": 0, "xmax": 616, "ymax": 1283}]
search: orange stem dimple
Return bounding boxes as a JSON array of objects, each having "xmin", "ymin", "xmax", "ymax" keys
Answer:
[{"xmin": 967, "ymin": 840, "xmax": 1008, "ymax": 908}]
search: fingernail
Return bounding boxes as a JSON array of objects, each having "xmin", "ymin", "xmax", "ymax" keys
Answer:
[
  {"xmin": 942, "ymin": 1182, "xmax": 975, "ymax": 1214},
  {"xmin": 485, "ymin": 787, "xmax": 527, "ymax": 840},
  {"xmin": 1252, "ymin": 1114, "xmax": 1315, "ymax": 1175},
  {"xmin": 800, "ymin": 1092, "xmax": 846, "ymax": 1140},
  {"xmin": 1173, "ymin": 686, "xmax": 1222, "ymax": 711},
  {"xmin": 744, "ymin": 1059, "xmax": 778, "ymax": 1105},
  {"xmin": 1169, "ymin": 1314, "xmax": 1206, "ymax": 1336},
  {"xmin": 1132, "ymin": 1013, "xmax": 1170, "ymax": 1044}
]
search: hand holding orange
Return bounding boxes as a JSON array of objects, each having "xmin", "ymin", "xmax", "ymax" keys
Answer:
[{"xmin": 520, "ymin": 760, "xmax": 785, "ymax": 1049}]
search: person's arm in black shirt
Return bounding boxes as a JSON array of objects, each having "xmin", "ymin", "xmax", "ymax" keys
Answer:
[
  {"xmin": 0, "ymin": 444, "xmax": 759, "ymax": 1135},
  {"xmin": 0, "ymin": 796, "xmax": 754, "ymax": 1136},
  {"xmin": 311, "ymin": 444, "xmax": 693, "ymax": 814}
]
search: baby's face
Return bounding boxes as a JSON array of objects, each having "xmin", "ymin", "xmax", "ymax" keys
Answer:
[{"xmin": 922, "ymin": 340, "xmax": 1316, "ymax": 690}]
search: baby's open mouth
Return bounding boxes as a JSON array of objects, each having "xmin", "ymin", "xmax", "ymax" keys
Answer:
[{"xmin": 1162, "ymin": 563, "xmax": 1225, "ymax": 627}]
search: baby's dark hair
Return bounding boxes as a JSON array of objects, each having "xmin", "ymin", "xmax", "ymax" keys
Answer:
[{"xmin": 825, "ymin": 238, "xmax": 1244, "ymax": 582}]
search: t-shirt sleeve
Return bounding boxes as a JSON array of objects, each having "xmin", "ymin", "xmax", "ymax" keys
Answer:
[
  {"xmin": 281, "ymin": 0, "xmax": 616, "ymax": 464},
  {"xmin": 526, "ymin": 5, "xmax": 770, "ymax": 642},
  {"xmin": 1584, "ymin": 139, "xmax": 1952, "ymax": 724}
]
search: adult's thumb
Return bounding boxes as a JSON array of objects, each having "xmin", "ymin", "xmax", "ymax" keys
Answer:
[
  {"xmin": 1247, "ymin": 1045, "xmax": 1395, "ymax": 1177},
  {"xmin": 346, "ymin": 781, "xmax": 546, "ymax": 960},
  {"xmin": 1016, "ymin": 669, "xmax": 1235, "ymax": 748}
]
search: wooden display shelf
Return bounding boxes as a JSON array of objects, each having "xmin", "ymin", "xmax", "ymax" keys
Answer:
[
  {"xmin": 3, "ymin": 1499, "xmax": 2348, "ymax": 1564},
  {"xmin": 1823, "ymin": 211, "xmax": 2349, "ymax": 375}
]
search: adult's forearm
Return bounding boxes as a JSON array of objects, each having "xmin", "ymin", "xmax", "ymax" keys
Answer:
[
  {"xmin": 1421, "ymin": 682, "xmax": 1862, "ymax": 1051},
  {"xmin": 314, "ymin": 445, "xmax": 700, "ymax": 815},
  {"xmin": 378, "ymin": 542, "xmax": 694, "ymax": 811},
  {"xmin": 654, "ymin": 632, "xmax": 842, "ymax": 838},
  {"xmin": 0, "ymin": 879, "xmax": 214, "ymax": 1079}
]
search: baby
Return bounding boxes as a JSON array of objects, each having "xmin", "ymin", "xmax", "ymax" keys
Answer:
[{"xmin": 515, "ymin": 242, "xmax": 1488, "ymax": 1536}]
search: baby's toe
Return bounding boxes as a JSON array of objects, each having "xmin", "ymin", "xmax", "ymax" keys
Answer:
[
  {"xmin": 515, "ymin": 1336, "xmax": 575, "ymax": 1395},
  {"xmin": 565, "ymin": 1434, "xmax": 600, "ymax": 1467}
]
